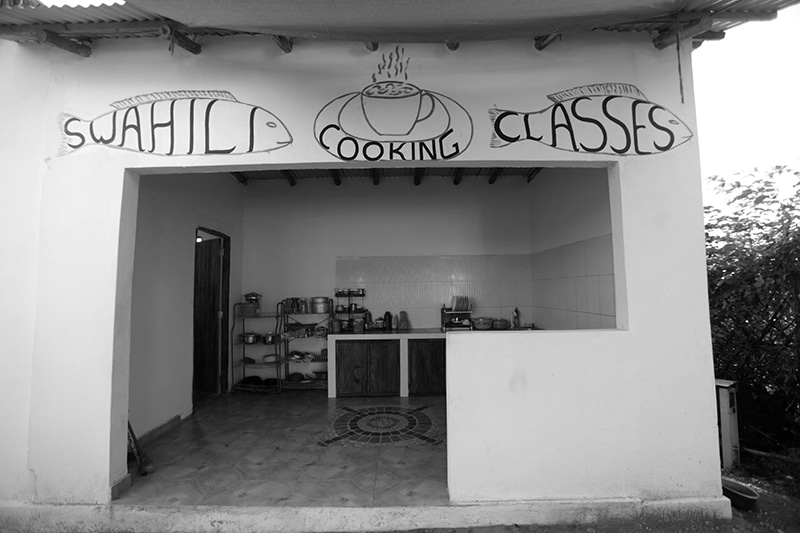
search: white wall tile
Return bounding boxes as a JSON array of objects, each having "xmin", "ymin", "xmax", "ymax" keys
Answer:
[
  {"xmin": 564, "ymin": 277, "xmax": 577, "ymax": 311},
  {"xmin": 586, "ymin": 276, "xmax": 601, "ymax": 314},
  {"xmin": 566, "ymin": 310, "xmax": 578, "ymax": 330},
  {"xmin": 599, "ymin": 314, "xmax": 617, "ymax": 329},
  {"xmin": 587, "ymin": 313, "xmax": 603, "ymax": 329},
  {"xmin": 575, "ymin": 276, "xmax": 588, "ymax": 312},
  {"xmin": 516, "ymin": 279, "xmax": 533, "ymax": 306},
  {"xmin": 598, "ymin": 274, "xmax": 616, "ymax": 316},
  {"xmin": 500, "ymin": 279, "xmax": 517, "ymax": 307},
  {"xmin": 564, "ymin": 241, "xmax": 586, "ymax": 278}
]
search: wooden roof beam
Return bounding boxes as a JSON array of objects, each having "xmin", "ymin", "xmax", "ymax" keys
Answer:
[
  {"xmin": 453, "ymin": 168, "xmax": 464, "ymax": 186},
  {"xmin": 526, "ymin": 167, "xmax": 543, "ymax": 183},
  {"xmin": 231, "ymin": 172, "xmax": 249, "ymax": 186},
  {"xmin": 160, "ymin": 24, "xmax": 201, "ymax": 55},
  {"xmin": 653, "ymin": 16, "xmax": 712, "ymax": 50},
  {"xmin": 533, "ymin": 33, "xmax": 560, "ymax": 51},
  {"xmin": 445, "ymin": 40, "xmax": 459, "ymax": 51},
  {"xmin": 33, "ymin": 29, "xmax": 91, "ymax": 57},
  {"xmin": 694, "ymin": 31, "xmax": 726, "ymax": 41},
  {"xmin": 488, "ymin": 168, "xmax": 502, "ymax": 185},
  {"xmin": 272, "ymin": 34, "xmax": 293, "ymax": 53},
  {"xmin": 370, "ymin": 168, "xmax": 380, "ymax": 186},
  {"xmin": 281, "ymin": 169, "xmax": 297, "ymax": 187},
  {"xmin": 365, "ymin": 41, "xmax": 378, "ymax": 52},
  {"xmin": 414, "ymin": 168, "xmax": 424, "ymax": 186},
  {"xmin": 331, "ymin": 169, "xmax": 342, "ymax": 187}
]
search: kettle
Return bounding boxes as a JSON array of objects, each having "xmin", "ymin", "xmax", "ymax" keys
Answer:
[{"xmin": 384, "ymin": 311, "xmax": 393, "ymax": 331}]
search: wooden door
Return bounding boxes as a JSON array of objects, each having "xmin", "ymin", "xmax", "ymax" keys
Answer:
[
  {"xmin": 193, "ymin": 238, "xmax": 225, "ymax": 394},
  {"xmin": 367, "ymin": 340, "xmax": 400, "ymax": 396},
  {"xmin": 336, "ymin": 341, "xmax": 369, "ymax": 396},
  {"xmin": 408, "ymin": 339, "xmax": 446, "ymax": 396}
]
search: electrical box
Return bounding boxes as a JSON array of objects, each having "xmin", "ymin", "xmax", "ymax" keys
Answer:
[{"xmin": 715, "ymin": 379, "xmax": 740, "ymax": 469}]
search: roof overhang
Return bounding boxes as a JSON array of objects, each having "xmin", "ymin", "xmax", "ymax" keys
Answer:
[{"xmin": 0, "ymin": 0, "xmax": 796, "ymax": 56}]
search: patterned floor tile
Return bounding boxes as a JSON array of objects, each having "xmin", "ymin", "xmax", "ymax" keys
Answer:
[{"xmin": 116, "ymin": 392, "xmax": 449, "ymax": 507}]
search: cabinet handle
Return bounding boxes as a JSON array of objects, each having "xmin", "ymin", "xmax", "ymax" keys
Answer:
[{"xmin": 352, "ymin": 366, "xmax": 362, "ymax": 384}]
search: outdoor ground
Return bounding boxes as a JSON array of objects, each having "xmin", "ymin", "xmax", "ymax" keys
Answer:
[{"xmin": 392, "ymin": 459, "xmax": 800, "ymax": 533}]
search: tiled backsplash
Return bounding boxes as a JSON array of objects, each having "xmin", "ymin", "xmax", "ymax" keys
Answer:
[
  {"xmin": 337, "ymin": 238, "xmax": 617, "ymax": 330},
  {"xmin": 336, "ymin": 255, "xmax": 534, "ymax": 329},
  {"xmin": 531, "ymin": 233, "xmax": 616, "ymax": 329}
]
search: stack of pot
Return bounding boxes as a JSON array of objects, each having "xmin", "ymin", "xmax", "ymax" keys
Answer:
[{"xmin": 241, "ymin": 292, "xmax": 262, "ymax": 317}]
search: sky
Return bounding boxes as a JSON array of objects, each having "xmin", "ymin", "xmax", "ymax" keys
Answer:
[{"xmin": 693, "ymin": 4, "xmax": 800, "ymax": 181}]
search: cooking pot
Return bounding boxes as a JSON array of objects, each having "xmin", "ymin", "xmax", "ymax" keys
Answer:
[
  {"xmin": 241, "ymin": 332, "xmax": 260, "ymax": 344},
  {"xmin": 310, "ymin": 297, "xmax": 330, "ymax": 314},
  {"xmin": 261, "ymin": 332, "xmax": 279, "ymax": 345},
  {"xmin": 492, "ymin": 318, "xmax": 510, "ymax": 330}
]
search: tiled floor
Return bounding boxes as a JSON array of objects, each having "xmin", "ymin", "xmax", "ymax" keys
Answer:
[{"xmin": 116, "ymin": 391, "xmax": 448, "ymax": 507}]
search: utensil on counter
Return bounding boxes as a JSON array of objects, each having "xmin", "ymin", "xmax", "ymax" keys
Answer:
[
  {"xmin": 493, "ymin": 318, "xmax": 510, "ymax": 330},
  {"xmin": 473, "ymin": 317, "xmax": 493, "ymax": 330}
]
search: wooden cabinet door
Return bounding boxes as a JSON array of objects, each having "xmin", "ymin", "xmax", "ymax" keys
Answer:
[
  {"xmin": 336, "ymin": 341, "xmax": 369, "ymax": 396},
  {"xmin": 408, "ymin": 339, "xmax": 446, "ymax": 396},
  {"xmin": 366, "ymin": 340, "xmax": 400, "ymax": 396}
]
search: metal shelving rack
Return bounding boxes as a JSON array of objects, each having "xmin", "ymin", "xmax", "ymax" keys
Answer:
[
  {"xmin": 277, "ymin": 298, "xmax": 333, "ymax": 390},
  {"xmin": 232, "ymin": 303, "xmax": 282, "ymax": 393}
]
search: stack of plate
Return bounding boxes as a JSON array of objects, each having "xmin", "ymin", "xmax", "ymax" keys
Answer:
[{"xmin": 451, "ymin": 295, "xmax": 471, "ymax": 311}]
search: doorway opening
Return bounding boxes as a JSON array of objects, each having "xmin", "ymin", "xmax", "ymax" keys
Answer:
[{"xmin": 193, "ymin": 227, "xmax": 231, "ymax": 404}]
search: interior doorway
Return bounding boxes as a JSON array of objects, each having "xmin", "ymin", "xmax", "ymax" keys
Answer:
[{"xmin": 193, "ymin": 227, "xmax": 231, "ymax": 401}]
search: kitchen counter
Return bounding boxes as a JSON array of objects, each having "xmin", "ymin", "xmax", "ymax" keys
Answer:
[
  {"xmin": 328, "ymin": 327, "xmax": 445, "ymax": 340},
  {"xmin": 327, "ymin": 329, "xmax": 444, "ymax": 397}
]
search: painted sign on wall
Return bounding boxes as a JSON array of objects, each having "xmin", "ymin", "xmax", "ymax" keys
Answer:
[
  {"xmin": 315, "ymin": 46, "xmax": 473, "ymax": 162},
  {"xmin": 59, "ymin": 90, "xmax": 292, "ymax": 156},
  {"xmin": 489, "ymin": 83, "xmax": 692, "ymax": 156}
]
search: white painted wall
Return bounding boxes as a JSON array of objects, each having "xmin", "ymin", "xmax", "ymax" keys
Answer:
[
  {"xmin": 0, "ymin": 40, "xmax": 50, "ymax": 505},
  {"xmin": 242, "ymin": 176, "xmax": 533, "ymax": 311},
  {"xmin": 0, "ymin": 30, "xmax": 722, "ymax": 514},
  {"xmin": 130, "ymin": 173, "xmax": 245, "ymax": 436}
]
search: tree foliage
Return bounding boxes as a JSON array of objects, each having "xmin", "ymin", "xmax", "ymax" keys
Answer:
[{"xmin": 705, "ymin": 164, "xmax": 800, "ymax": 448}]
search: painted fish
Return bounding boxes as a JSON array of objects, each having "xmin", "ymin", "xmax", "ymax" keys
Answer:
[
  {"xmin": 59, "ymin": 90, "xmax": 292, "ymax": 156},
  {"xmin": 489, "ymin": 83, "xmax": 692, "ymax": 156}
]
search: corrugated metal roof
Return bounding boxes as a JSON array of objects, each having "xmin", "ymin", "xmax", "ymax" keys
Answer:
[
  {"xmin": 0, "ymin": 0, "xmax": 797, "ymax": 49},
  {"xmin": 0, "ymin": 2, "xmax": 161, "ymax": 27}
]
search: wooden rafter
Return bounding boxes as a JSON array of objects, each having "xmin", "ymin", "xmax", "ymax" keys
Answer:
[
  {"xmin": 653, "ymin": 16, "xmax": 713, "ymax": 49},
  {"xmin": 160, "ymin": 24, "xmax": 201, "ymax": 55},
  {"xmin": 413, "ymin": 168, "xmax": 425, "ymax": 186},
  {"xmin": 526, "ymin": 167, "xmax": 543, "ymax": 183},
  {"xmin": 533, "ymin": 33, "xmax": 560, "ymax": 51},
  {"xmin": 281, "ymin": 169, "xmax": 297, "ymax": 187},
  {"xmin": 488, "ymin": 168, "xmax": 502, "ymax": 185},
  {"xmin": 272, "ymin": 34, "xmax": 293, "ymax": 53},
  {"xmin": 33, "ymin": 29, "xmax": 91, "ymax": 57},
  {"xmin": 370, "ymin": 168, "xmax": 380, "ymax": 186},
  {"xmin": 445, "ymin": 40, "xmax": 459, "ymax": 51},
  {"xmin": 231, "ymin": 172, "xmax": 249, "ymax": 186},
  {"xmin": 695, "ymin": 30, "xmax": 725, "ymax": 41},
  {"xmin": 365, "ymin": 41, "xmax": 378, "ymax": 52},
  {"xmin": 331, "ymin": 169, "xmax": 342, "ymax": 187},
  {"xmin": 453, "ymin": 167, "xmax": 464, "ymax": 186}
]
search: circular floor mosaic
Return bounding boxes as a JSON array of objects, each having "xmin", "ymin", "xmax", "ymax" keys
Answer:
[{"xmin": 319, "ymin": 405, "xmax": 442, "ymax": 447}]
